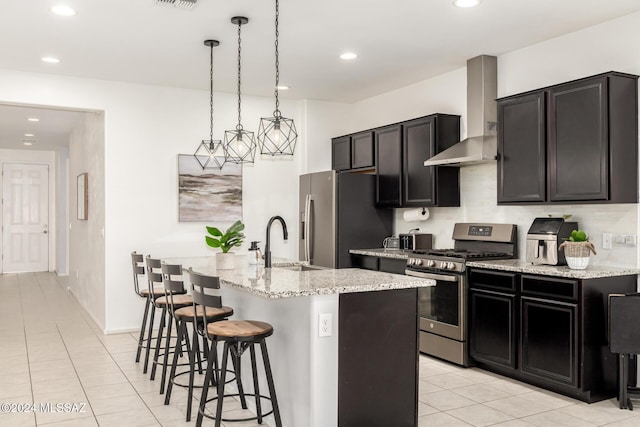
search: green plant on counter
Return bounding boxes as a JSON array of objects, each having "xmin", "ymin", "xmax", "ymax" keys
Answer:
[
  {"xmin": 205, "ymin": 220, "xmax": 245, "ymax": 253},
  {"xmin": 568, "ymin": 229, "xmax": 588, "ymax": 242}
]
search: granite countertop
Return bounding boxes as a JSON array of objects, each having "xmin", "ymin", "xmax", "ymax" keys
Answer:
[
  {"xmin": 350, "ymin": 249, "xmax": 640, "ymax": 279},
  {"xmin": 163, "ymin": 255, "xmax": 434, "ymax": 299},
  {"xmin": 349, "ymin": 248, "xmax": 413, "ymax": 259},
  {"xmin": 467, "ymin": 259, "xmax": 640, "ymax": 279}
]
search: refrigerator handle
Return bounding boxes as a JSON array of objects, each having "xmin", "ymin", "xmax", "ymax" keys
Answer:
[{"xmin": 304, "ymin": 194, "xmax": 312, "ymax": 263}]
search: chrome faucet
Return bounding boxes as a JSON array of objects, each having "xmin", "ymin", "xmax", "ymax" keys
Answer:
[{"xmin": 265, "ymin": 216, "xmax": 288, "ymax": 268}]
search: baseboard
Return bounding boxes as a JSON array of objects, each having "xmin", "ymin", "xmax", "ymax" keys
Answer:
[{"xmin": 105, "ymin": 327, "xmax": 140, "ymax": 335}]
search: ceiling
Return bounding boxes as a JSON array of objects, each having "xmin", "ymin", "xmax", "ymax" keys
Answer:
[{"xmin": 1, "ymin": 0, "xmax": 640, "ymax": 150}]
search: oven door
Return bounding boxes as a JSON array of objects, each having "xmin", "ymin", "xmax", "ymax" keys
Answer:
[{"xmin": 405, "ymin": 269, "xmax": 465, "ymax": 341}]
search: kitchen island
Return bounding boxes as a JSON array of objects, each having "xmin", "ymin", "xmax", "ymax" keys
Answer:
[{"xmin": 164, "ymin": 255, "xmax": 435, "ymax": 427}]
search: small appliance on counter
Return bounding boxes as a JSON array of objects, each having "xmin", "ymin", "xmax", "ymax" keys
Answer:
[
  {"xmin": 526, "ymin": 217, "xmax": 578, "ymax": 266},
  {"xmin": 382, "ymin": 236, "xmax": 400, "ymax": 249},
  {"xmin": 399, "ymin": 232, "xmax": 433, "ymax": 251}
]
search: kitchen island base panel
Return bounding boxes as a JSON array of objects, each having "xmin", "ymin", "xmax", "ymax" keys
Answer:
[{"xmin": 338, "ymin": 288, "xmax": 418, "ymax": 427}]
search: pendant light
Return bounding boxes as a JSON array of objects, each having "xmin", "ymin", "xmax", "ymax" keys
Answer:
[
  {"xmin": 223, "ymin": 16, "xmax": 257, "ymax": 164},
  {"xmin": 194, "ymin": 39, "xmax": 225, "ymax": 169},
  {"xmin": 257, "ymin": 0, "xmax": 298, "ymax": 156}
]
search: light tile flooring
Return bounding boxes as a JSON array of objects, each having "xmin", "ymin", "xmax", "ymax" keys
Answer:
[{"xmin": 2, "ymin": 272, "xmax": 640, "ymax": 426}]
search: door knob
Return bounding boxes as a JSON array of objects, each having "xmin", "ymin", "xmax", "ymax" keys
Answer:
[{"xmin": 43, "ymin": 230, "xmax": 48, "ymax": 234}]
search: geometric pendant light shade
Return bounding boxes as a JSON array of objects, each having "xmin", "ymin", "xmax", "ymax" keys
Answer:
[
  {"xmin": 257, "ymin": 0, "xmax": 298, "ymax": 156},
  {"xmin": 223, "ymin": 16, "xmax": 257, "ymax": 164},
  {"xmin": 194, "ymin": 39, "xmax": 226, "ymax": 169}
]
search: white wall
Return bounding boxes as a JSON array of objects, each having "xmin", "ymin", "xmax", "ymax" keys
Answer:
[
  {"xmin": 351, "ymin": 11, "xmax": 640, "ymax": 268},
  {"xmin": 68, "ymin": 112, "xmax": 106, "ymax": 330},
  {"xmin": 55, "ymin": 148, "xmax": 69, "ymax": 275},
  {"xmin": 0, "ymin": 69, "xmax": 304, "ymax": 332},
  {"xmin": 301, "ymin": 99, "xmax": 352, "ymax": 173},
  {"xmin": 0, "ymin": 148, "xmax": 57, "ymax": 273}
]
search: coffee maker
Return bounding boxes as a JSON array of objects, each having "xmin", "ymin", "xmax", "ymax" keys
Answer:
[{"xmin": 526, "ymin": 217, "xmax": 578, "ymax": 265}]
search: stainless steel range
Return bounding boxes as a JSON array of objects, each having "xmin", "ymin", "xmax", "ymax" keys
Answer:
[{"xmin": 405, "ymin": 223, "xmax": 517, "ymax": 366}]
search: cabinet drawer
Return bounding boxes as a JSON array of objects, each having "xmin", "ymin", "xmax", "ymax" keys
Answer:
[
  {"xmin": 468, "ymin": 269, "xmax": 517, "ymax": 293},
  {"xmin": 379, "ymin": 258, "xmax": 407, "ymax": 274},
  {"xmin": 352, "ymin": 255, "xmax": 379, "ymax": 271},
  {"xmin": 521, "ymin": 275, "xmax": 578, "ymax": 301}
]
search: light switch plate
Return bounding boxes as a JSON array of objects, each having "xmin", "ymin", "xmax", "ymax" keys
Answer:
[{"xmin": 602, "ymin": 233, "xmax": 612, "ymax": 250}]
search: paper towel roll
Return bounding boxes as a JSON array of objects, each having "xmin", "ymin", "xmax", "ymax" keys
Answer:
[{"xmin": 403, "ymin": 208, "xmax": 429, "ymax": 222}]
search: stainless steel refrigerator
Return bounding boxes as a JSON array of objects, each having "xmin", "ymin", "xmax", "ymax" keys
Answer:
[{"xmin": 299, "ymin": 171, "xmax": 393, "ymax": 268}]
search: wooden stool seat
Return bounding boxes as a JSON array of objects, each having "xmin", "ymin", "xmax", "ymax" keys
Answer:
[
  {"xmin": 175, "ymin": 305, "xmax": 233, "ymax": 321},
  {"xmin": 140, "ymin": 286, "xmax": 182, "ymax": 298},
  {"xmin": 207, "ymin": 320, "xmax": 273, "ymax": 338},
  {"xmin": 155, "ymin": 294, "xmax": 193, "ymax": 306}
]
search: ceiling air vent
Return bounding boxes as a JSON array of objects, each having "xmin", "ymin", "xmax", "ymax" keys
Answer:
[{"xmin": 155, "ymin": 0, "xmax": 197, "ymax": 10}]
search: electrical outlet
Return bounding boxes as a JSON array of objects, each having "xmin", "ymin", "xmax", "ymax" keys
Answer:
[
  {"xmin": 319, "ymin": 313, "xmax": 332, "ymax": 337},
  {"xmin": 625, "ymin": 235, "xmax": 637, "ymax": 246},
  {"xmin": 602, "ymin": 233, "xmax": 612, "ymax": 250}
]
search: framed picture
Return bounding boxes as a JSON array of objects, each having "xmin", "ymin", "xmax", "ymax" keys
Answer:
[
  {"xmin": 77, "ymin": 173, "xmax": 88, "ymax": 220},
  {"xmin": 178, "ymin": 154, "xmax": 242, "ymax": 222}
]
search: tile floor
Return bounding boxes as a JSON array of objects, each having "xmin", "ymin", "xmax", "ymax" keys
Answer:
[{"xmin": 2, "ymin": 272, "xmax": 640, "ymax": 426}]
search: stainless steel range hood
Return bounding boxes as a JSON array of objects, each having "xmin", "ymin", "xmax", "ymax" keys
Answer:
[{"xmin": 424, "ymin": 55, "xmax": 497, "ymax": 167}]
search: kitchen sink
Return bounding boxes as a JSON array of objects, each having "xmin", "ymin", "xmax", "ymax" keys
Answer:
[{"xmin": 275, "ymin": 264, "xmax": 328, "ymax": 272}]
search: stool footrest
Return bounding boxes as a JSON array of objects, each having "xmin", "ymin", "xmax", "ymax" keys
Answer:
[{"xmin": 200, "ymin": 393, "xmax": 275, "ymax": 423}]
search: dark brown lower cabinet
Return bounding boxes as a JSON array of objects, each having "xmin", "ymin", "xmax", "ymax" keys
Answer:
[
  {"xmin": 468, "ymin": 268, "xmax": 636, "ymax": 403},
  {"xmin": 469, "ymin": 289, "xmax": 517, "ymax": 370},
  {"xmin": 520, "ymin": 297, "xmax": 578, "ymax": 387}
]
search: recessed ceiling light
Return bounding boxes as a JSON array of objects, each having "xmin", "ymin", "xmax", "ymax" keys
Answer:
[
  {"xmin": 51, "ymin": 5, "xmax": 77, "ymax": 16},
  {"xmin": 453, "ymin": 0, "xmax": 481, "ymax": 7},
  {"xmin": 42, "ymin": 56, "xmax": 61, "ymax": 64},
  {"xmin": 24, "ymin": 133, "xmax": 34, "ymax": 137},
  {"xmin": 340, "ymin": 52, "xmax": 358, "ymax": 61},
  {"xmin": 27, "ymin": 117, "xmax": 40, "ymax": 122},
  {"xmin": 276, "ymin": 85, "xmax": 290, "ymax": 90},
  {"xmin": 22, "ymin": 141, "xmax": 34, "ymax": 146}
]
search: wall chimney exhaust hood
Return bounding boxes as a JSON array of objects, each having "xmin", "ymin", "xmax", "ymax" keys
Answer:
[{"xmin": 424, "ymin": 55, "xmax": 497, "ymax": 167}]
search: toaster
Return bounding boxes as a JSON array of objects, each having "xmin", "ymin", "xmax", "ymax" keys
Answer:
[{"xmin": 399, "ymin": 233, "xmax": 433, "ymax": 251}]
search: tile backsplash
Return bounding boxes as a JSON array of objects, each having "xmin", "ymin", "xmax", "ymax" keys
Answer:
[{"xmin": 395, "ymin": 163, "xmax": 639, "ymax": 268}]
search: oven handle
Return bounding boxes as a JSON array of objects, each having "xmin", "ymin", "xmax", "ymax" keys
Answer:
[{"xmin": 404, "ymin": 270, "xmax": 460, "ymax": 282}]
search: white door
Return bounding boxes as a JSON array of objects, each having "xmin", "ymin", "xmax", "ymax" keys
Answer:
[{"xmin": 2, "ymin": 163, "xmax": 49, "ymax": 273}]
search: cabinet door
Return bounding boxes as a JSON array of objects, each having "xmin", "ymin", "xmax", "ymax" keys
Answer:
[
  {"xmin": 332, "ymin": 136, "xmax": 352, "ymax": 171},
  {"xmin": 403, "ymin": 117, "xmax": 435, "ymax": 206},
  {"xmin": 548, "ymin": 77, "xmax": 608, "ymax": 201},
  {"xmin": 375, "ymin": 125, "xmax": 403, "ymax": 207},
  {"xmin": 497, "ymin": 92, "xmax": 546, "ymax": 203},
  {"xmin": 351, "ymin": 131, "xmax": 374, "ymax": 169},
  {"xmin": 521, "ymin": 297, "xmax": 578, "ymax": 387},
  {"xmin": 470, "ymin": 289, "xmax": 517, "ymax": 369}
]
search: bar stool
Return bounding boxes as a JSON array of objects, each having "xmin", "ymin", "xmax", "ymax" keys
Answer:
[
  {"xmin": 609, "ymin": 293, "xmax": 640, "ymax": 410},
  {"xmin": 132, "ymin": 251, "xmax": 174, "ymax": 373},
  {"xmin": 147, "ymin": 256, "xmax": 192, "ymax": 393},
  {"xmin": 164, "ymin": 268, "xmax": 234, "ymax": 421},
  {"xmin": 196, "ymin": 315, "xmax": 282, "ymax": 426}
]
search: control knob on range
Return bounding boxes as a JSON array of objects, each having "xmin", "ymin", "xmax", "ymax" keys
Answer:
[
  {"xmin": 414, "ymin": 259, "xmax": 423, "ymax": 266},
  {"xmin": 446, "ymin": 262, "xmax": 456, "ymax": 270},
  {"xmin": 426, "ymin": 260, "xmax": 435, "ymax": 268}
]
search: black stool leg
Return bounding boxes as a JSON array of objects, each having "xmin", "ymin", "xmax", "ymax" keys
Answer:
[
  {"xmin": 260, "ymin": 339, "xmax": 282, "ymax": 427},
  {"xmin": 160, "ymin": 313, "xmax": 176, "ymax": 394},
  {"xmin": 165, "ymin": 320, "xmax": 186, "ymax": 405},
  {"xmin": 621, "ymin": 354, "xmax": 629, "ymax": 409},
  {"xmin": 214, "ymin": 341, "xmax": 230, "ymax": 427},
  {"xmin": 186, "ymin": 322, "xmax": 197, "ymax": 421},
  {"xmin": 194, "ymin": 330, "xmax": 203, "ymax": 374},
  {"xmin": 197, "ymin": 339, "xmax": 219, "ymax": 427},
  {"xmin": 231, "ymin": 343, "xmax": 247, "ymax": 409},
  {"xmin": 143, "ymin": 303, "xmax": 157, "ymax": 373},
  {"xmin": 136, "ymin": 298, "xmax": 151, "ymax": 362},
  {"xmin": 249, "ymin": 343, "xmax": 263, "ymax": 423},
  {"xmin": 150, "ymin": 307, "xmax": 167, "ymax": 380}
]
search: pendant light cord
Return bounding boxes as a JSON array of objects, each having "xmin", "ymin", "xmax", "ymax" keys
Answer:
[
  {"xmin": 236, "ymin": 20, "xmax": 243, "ymax": 131},
  {"xmin": 274, "ymin": 0, "xmax": 281, "ymax": 118},
  {"xmin": 209, "ymin": 43, "xmax": 214, "ymax": 142}
]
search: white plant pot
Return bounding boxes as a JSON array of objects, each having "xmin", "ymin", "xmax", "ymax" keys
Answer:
[
  {"xmin": 216, "ymin": 252, "xmax": 236, "ymax": 270},
  {"xmin": 566, "ymin": 256, "xmax": 590, "ymax": 270}
]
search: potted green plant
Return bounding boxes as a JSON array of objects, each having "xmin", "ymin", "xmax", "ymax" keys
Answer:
[
  {"xmin": 205, "ymin": 220, "xmax": 245, "ymax": 269},
  {"xmin": 558, "ymin": 229, "xmax": 597, "ymax": 270}
]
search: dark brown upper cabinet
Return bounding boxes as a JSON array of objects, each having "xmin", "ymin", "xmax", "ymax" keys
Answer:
[
  {"xmin": 351, "ymin": 131, "xmax": 375, "ymax": 169},
  {"xmin": 375, "ymin": 124, "xmax": 403, "ymax": 207},
  {"xmin": 331, "ymin": 135, "xmax": 352, "ymax": 171},
  {"xmin": 402, "ymin": 115, "xmax": 460, "ymax": 207},
  {"xmin": 331, "ymin": 131, "xmax": 375, "ymax": 172},
  {"xmin": 497, "ymin": 72, "xmax": 638, "ymax": 205}
]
